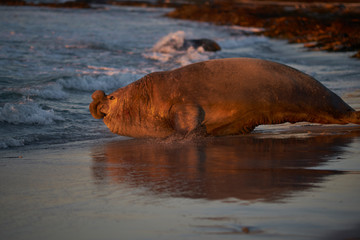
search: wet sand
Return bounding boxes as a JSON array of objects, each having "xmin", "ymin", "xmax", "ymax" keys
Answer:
[
  {"xmin": 1, "ymin": 125, "xmax": 360, "ymax": 239},
  {"xmin": 1, "ymin": 2, "xmax": 360, "ymax": 239}
]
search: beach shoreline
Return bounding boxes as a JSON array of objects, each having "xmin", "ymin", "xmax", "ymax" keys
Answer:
[
  {"xmin": 1, "ymin": 4, "xmax": 360, "ymax": 239},
  {"xmin": 166, "ymin": 0, "xmax": 360, "ymax": 59},
  {"xmin": 2, "ymin": 0, "xmax": 359, "ymax": 58},
  {"xmin": 2, "ymin": 124, "xmax": 360, "ymax": 240}
]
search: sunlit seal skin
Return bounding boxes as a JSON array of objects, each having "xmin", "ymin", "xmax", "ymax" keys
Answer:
[{"xmin": 90, "ymin": 58, "xmax": 360, "ymax": 138}]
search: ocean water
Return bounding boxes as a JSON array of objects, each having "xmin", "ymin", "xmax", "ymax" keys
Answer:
[
  {"xmin": 1, "ymin": 5, "xmax": 360, "ymax": 240},
  {"xmin": 1, "ymin": 5, "xmax": 359, "ymax": 149}
]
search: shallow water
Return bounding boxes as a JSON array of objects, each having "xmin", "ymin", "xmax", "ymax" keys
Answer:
[
  {"xmin": 1, "ymin": 5, "xmax": 360, "ymax": 149},
  {"xmin": 1, "ymin": 129, "xmax": 360, "ymax": 240},
  {"xmin": 1, "ymin": 4, "xmax": 360, "ymax": 240}
]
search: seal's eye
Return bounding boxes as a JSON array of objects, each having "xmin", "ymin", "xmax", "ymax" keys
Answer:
[{"xmin": 109, "ymin": 96, "xmax": 115, "ymax": 100}]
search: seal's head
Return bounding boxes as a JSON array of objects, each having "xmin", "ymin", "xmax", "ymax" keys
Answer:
[
  {"xmin": 89, "ymin": 90, "xmax": 117, "ymax": 120},
  {"xmin": 90, "ymin": 88, "xmax": 154, "ymax": 137}
]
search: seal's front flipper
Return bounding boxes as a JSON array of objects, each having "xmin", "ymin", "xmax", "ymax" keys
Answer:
[{"xmin": 170, "ymin": 104, "xmax": 206, "ymax": 137}]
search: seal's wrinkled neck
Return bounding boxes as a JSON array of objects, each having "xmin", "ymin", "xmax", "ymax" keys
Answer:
[{"xmin": 103, "ymin": 80, "xmax": 157, "ymax": 137}]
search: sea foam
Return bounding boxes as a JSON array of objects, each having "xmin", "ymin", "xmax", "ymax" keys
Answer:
[
  {"xmin": 0, "ymin": 99, "xmax": 64, "ymax": 125},
  {"xmin": 152, "ymin": 31, "xmax": 186, "ymax": 54},
  {"xmin": 4, "ymin": 83, "xmax": 68, "ymax": 101},
  {"xmin": 21, "ymin": 83, "xmax": 68, "ymax": 100},
  {"xmin": 0, "ymin": 136, "xmax": 35, "ymax": 149},
  {"xmin": 58, "ymin": 67, "xmax": 147, "ymax": 92},
  {"xmin": 143, "ymin": 31, "xmax": 213, "ymax": 66}
]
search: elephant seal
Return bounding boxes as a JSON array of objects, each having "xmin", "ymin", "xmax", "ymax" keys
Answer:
[{"xmin": 90, "ymin": 58, "xmax": 360, "ymax": 138}]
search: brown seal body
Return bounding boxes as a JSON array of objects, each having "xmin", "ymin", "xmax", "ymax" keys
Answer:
[{"xmin": 90, "ymin": 58, "xmax": 360, "ymax": 138}]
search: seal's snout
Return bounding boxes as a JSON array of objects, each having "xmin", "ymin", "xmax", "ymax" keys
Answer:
[
  {"xmin": 92, "ymin": 90, "xmax": 106, "ymax": 101},
  {"xmin": 90, "ymin": 90, "xmax": 107, "ymax": 119}
]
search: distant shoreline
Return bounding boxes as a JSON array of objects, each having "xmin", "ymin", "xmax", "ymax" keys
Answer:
[
  {"xmin": 166, "ymin": 1, "xmax": 360, "ymax": 59},
  {"xmin": 1, "ymin": 0, "xmax": 359, "ymax": 59},
  {"xmin": 0, "ymin": 0, "xmax": 92, "ymax": 8}
]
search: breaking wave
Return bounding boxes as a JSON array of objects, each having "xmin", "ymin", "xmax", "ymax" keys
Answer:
[
  {"xmin": 58, "ymin": 66, "xmax": 153, "ymax": 92},
  {"xmin": 0, "ymin": 136, "xmax": 36, "ymax": 149},
  {"xmin": 21, "ymin": 83, "xmax": 68, "ymax": 100},
  {"xmin": 152, "ymin": 31, "xmax": 186, "ymax": 53},
  {"xmin": 58, "ymin": 73, "xmax": 138, "ymax": 92},
  {"xmin": 143, "ymin": 31, "xmax": 214, "ymax": 66},
  {"xmin": 0, "ymin": 99, "xmax": 64, "ymax": 125}
]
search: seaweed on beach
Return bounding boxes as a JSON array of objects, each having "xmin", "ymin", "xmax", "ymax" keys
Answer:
[{"xmin": 166, "ymin": 1, "xmax": 360, "ymax": 58}]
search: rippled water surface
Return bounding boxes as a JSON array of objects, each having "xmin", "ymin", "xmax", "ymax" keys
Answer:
[
  {"xmin": 1, "ymin": 5, "xmax": 360, "ymax": 148},
  {"xmin": 1, "ymin": 4, "xmax": 360, "ymax": 240}
]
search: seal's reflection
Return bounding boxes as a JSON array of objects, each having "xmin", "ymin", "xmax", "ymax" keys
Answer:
[{"xmin": 91, "ymin": 133, "xmax": 359, "ymax": 202}]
